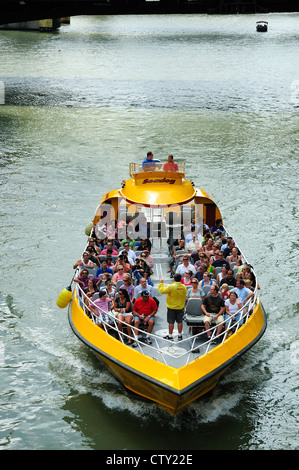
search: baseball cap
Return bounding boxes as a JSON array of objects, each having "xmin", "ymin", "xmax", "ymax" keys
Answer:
[{"xmin": 141, "ymin": 290, "xmax": 150, "ymax": 297}]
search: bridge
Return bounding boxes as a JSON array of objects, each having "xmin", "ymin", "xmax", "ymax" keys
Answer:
[{"xmin": 0, "ymin": 0, "xmax": 296, "ymax": 26}]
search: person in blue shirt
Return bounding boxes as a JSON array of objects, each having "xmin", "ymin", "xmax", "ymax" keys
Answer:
[
  {"xmin": 142, "ymin": 151, "xmax": 161, "ymax": 170},
  {"xmin": 232, "ymin": 279, "xmax": 254, "ymax": 306},
  {"xmin": 96, "ymin": 259, "xmax": 113, "ymax": 277}
]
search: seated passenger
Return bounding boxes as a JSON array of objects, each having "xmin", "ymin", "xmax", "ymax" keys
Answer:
[
  {"xmin": 90, "ymin": 290, "xmax": 112, "ymax": 328},
  {"xmin": 186, "ymin": 234, "xmax": 201, "ymax": 253},
  {"xmin": 120, "ymin": 236, "xmax": 136, "ymax": 250},
  {"xmin": 101, "ymin": 279, "xmax": 116, "ymax": 300},
  {"xmin": 96, "ymin": 259, "xmax": 113, "ymax": 277},
  {"xmin": 142, "ymin": 151, "xmax": 161, "ymax": 170},
  {"xmin": 199, "ymin": 271, "xmax": 216, "ymax": 287},
  {"xmin": 175, "ymin": 256, "xmax": 196, "ymax": 277},
  {"xmin": 219, "ymin": 269, "xmax": 237, "ymax": 288},
  {"xmin": 220, "ymin": 283, "xmax": 230, "ymax": 300},
  {"xmin": 105, "ymin": 255, "xmax": 114, "ymax": 269},
  {"xmin": 227, "ymin": 247, "xmax": 242, "ymax": 266},
  {"xmin": 224, "ymin": 291, "xmax": 242, "ymax": 327},
  {"xmin": 120, "ymin": 274, "xmax": 135, "ymax": 301},
  {"xmin": 121, "ymin": 241, "xmax": 136, "ymax": 265},
  {"xmin": 168, "ymin": 238, "xmax": 188, "ymax": 277},
  {"xmin": 216, "ymin": 265, "xmax": 229, "ymax": 286},
  {"xmin": 73, "ymin": 251, "xmax": 95, "ymax": 270},
  {"xmin": 186, "ymin": 278, "xmax": 205, "ymax": 302},
  {"xmin": 143, "ymin": 271, "xmax": 153, "ymax": 286},
  {"xmin": 112, "ymin": 265, "xmax": 126, "ymax": 286},
  {"xmin": 163, "ymin": 155, "xmax": 178, "ymax": 172},
  {"xmin": 193, "ymin": 263, "xmax": 208, "ymax": 282},
  {"xmin": 139, "ymin": 249, "xmax": 154, "ymax": 268},
  {"xmin": 212, "ymin": 251, "xmax": 230, "ymax": 270},
  {"xmin": 193, "ymin": 250, "xmax": 209, "ymax": 268},
  {"xmin": 135, "ymin": 235, "xmax": 152, "ymax": 252},
  {"xmin": 100, "ymin": 241, "xmax": 118, "ymax": 256},
  {"xmin": 132, "ymin": 290, "xmax": 157, "ymax": 346},
  {"xmin": 210, "ymin": 219, "xmax": 225, "ymax": 234},
  {"xmin": 88, "ymin": 237, "xmax": 101, "ymax": 255},
  {"xmin": 236, "ymin": 264, "xmax": 252, "ymax": 281},
  {"xmin": 134, "ymin": 277, "xmax": 155, "ymax": 300},
  {"xmin": 113, "ymin": 253, "xmax": 131, "ymax": 273},
  {"xmin": 84, "ymin": 278, "xmax": 99, "ymax": 300},
  {"xmin": 223, "ymin": 239, "xmax": 241, "ymax": 259},
  {"xmin": 74, "ymin": 269, "xmax": 92, "ymax": 290},
  {"xmin": 231, "ymin": 279, "xmax": 254, "ymax": 306},
  {"xmin": 181, "ymin": 269, "xmax": 193, "ymax": 287},
  {"xmin": 113, "ymin": 289, "xmax": 133, "ymax": 344},
  {"xmin": 201, "ymin": 285, "xmax": 225, "ymax": 342}
]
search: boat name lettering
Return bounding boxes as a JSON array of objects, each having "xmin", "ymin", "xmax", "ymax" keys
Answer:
[{"xmin": 142, "ymin": 178, "xmax": 175, "ymax": 185}]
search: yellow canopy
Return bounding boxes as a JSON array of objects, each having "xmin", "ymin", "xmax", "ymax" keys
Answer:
[{"xmin": 119, "ymin": 170, "xmax": 196, "ymax": 207}]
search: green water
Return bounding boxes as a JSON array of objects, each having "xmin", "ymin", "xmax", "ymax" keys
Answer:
[{"xmin": 0, "ymin": 13, "xmax": 298, "ymax": 450}]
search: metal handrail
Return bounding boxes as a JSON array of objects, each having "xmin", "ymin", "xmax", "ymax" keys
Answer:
[
  {"xmin": 74, "ymin": 277, "xmax": 259, "ymax": 367},
  {"xmin": 129, "ymin": 161, "xmax": 185, "ymax": 176}
]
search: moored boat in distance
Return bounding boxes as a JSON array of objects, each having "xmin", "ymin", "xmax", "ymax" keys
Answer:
[
  {"xmin": 256, "ymin": 21, "xmax": 268, "ymax": 32},
  {"xmin": 65, "ymin": 159, "xmax": 267, "ymax": 415}
]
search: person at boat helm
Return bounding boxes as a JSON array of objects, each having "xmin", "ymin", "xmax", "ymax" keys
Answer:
[
  {"xmin": 158, "ymin": 274, "xmax": 187, "ymax": 341},
  {"xmin": 201, "ymin": 285, "xmax": 225, "ymax": 344},
  {"xmin": 132, "ymin": 290, "xmax": 157, "ymax": 346},
  {"xmin": 142, "ymin": 151, "xmax": 161, "ymax": 171},
  {"xmin": 163, "ymin": 155, "xmax": 179, "ymax": 172}
]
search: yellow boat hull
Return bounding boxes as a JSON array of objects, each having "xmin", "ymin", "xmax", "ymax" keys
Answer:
[{"xmin": 69, "ymin": 293, "xmax": 266, "ymax": 415}]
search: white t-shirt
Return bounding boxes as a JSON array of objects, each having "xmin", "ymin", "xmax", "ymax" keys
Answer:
[
  {"xmin": 175, "ymin": 263, "xmax": 196, "ymax": 276},
  {"xmin": 225, "ymin": 298, "xmax": 240, "ymax": 315}
]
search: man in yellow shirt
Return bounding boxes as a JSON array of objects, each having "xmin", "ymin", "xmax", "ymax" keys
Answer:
[{"xmin": 158, "ymin": 273, "xmax": 187, "ymax": 341}]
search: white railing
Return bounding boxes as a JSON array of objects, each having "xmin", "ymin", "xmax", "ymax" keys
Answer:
[
  {"xmin": 129, "ymin": 161, "xmax": 185, "ymax": 176},
  {"xmin": 73, "ymin": 278, "xmax": 258, "ymax": 368}
]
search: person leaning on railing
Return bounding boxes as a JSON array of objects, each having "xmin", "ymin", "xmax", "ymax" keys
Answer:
[
  {"xmin": 142, "ymin": 151, "xmax": 161, "ymax": 171},
  {"xmin": 163, "ymin": 155, "xmax": 178, "ymax": 172}
]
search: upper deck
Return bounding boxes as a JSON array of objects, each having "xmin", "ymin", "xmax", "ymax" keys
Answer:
[
  {"xmin": 120, "ymin": 161, "xmax": 196, "ymax": 207},
  {"xmin": 129, "ymin": 161, "xmax": 186, "ymax": 177}
]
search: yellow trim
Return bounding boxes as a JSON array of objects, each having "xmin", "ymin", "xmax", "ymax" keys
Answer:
[
  {"xmin": 120, "ymin": 170, "xmax": 196, "ymax": 207},
  {"xmin": 70, "ymin": 294, "xmax": 265, "ymax": 413}
]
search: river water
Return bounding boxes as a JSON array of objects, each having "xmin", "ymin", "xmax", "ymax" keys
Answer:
[{"xmin": 0, "ymin": 13, "xmax": 298, "ymax": 451}]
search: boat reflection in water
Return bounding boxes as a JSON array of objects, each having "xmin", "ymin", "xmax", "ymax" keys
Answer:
[{"xmin": 67, "ymin": 161, "xmax": 267, "ymax": 415}]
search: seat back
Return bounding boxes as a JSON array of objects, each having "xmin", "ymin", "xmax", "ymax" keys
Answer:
[
  {"xmin": 185, "ymin": 298, "xmax": 203, "ymax": 317},
  {"xmin": 202, "ymin": 285, "xmax": 211, "ymax": 297},
  {"xmin": 115, "ymin": 280, "xmax": 124, "ymax": 291}
]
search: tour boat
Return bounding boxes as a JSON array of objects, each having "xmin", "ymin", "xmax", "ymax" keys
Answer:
[
  {"xmin": 61, "ymin": 161, "xmax": 267, "ymax": 415},
  {"xmin": 256, "ymin": 21, "xmax": 268, "ymax": 32}
]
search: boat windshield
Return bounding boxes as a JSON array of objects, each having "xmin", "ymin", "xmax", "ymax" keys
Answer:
[{"xmin": 129, "ymin": 161, "xmax": 185, "ymax": 176}]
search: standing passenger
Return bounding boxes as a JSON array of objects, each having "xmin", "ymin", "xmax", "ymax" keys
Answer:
[
  {"xmin": 142, "ymin": 151, "xmax": 161, "ymax": 170},
  {"xmin": 163, "ymin": 155, "xmax": 179, "ymax": 172},
  {"xmin": 159, "ymin": 274, "xmax": 187, "ymax": 341}
]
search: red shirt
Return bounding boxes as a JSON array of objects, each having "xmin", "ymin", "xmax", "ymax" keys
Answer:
[
  {"xmin": 133, "ymin": 297, "xmax": 157, "ymax": 316},
  {"xmin": 163, "ymin": 161, "xmax": 178, "ymax": 172}
]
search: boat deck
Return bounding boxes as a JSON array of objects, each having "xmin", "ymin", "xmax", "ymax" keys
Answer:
[
  {"xmin": 132, "ymin": 242, "xmax": 217, "ymax": 367},
  {"xmin": 74, "ymin": 235, "xmax": 256, "ymax": 370}
]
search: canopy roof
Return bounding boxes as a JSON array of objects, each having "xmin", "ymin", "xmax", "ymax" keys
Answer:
[{"xmin": 119, "ymin": 170, "xmax": 197, "ymax": 207}]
